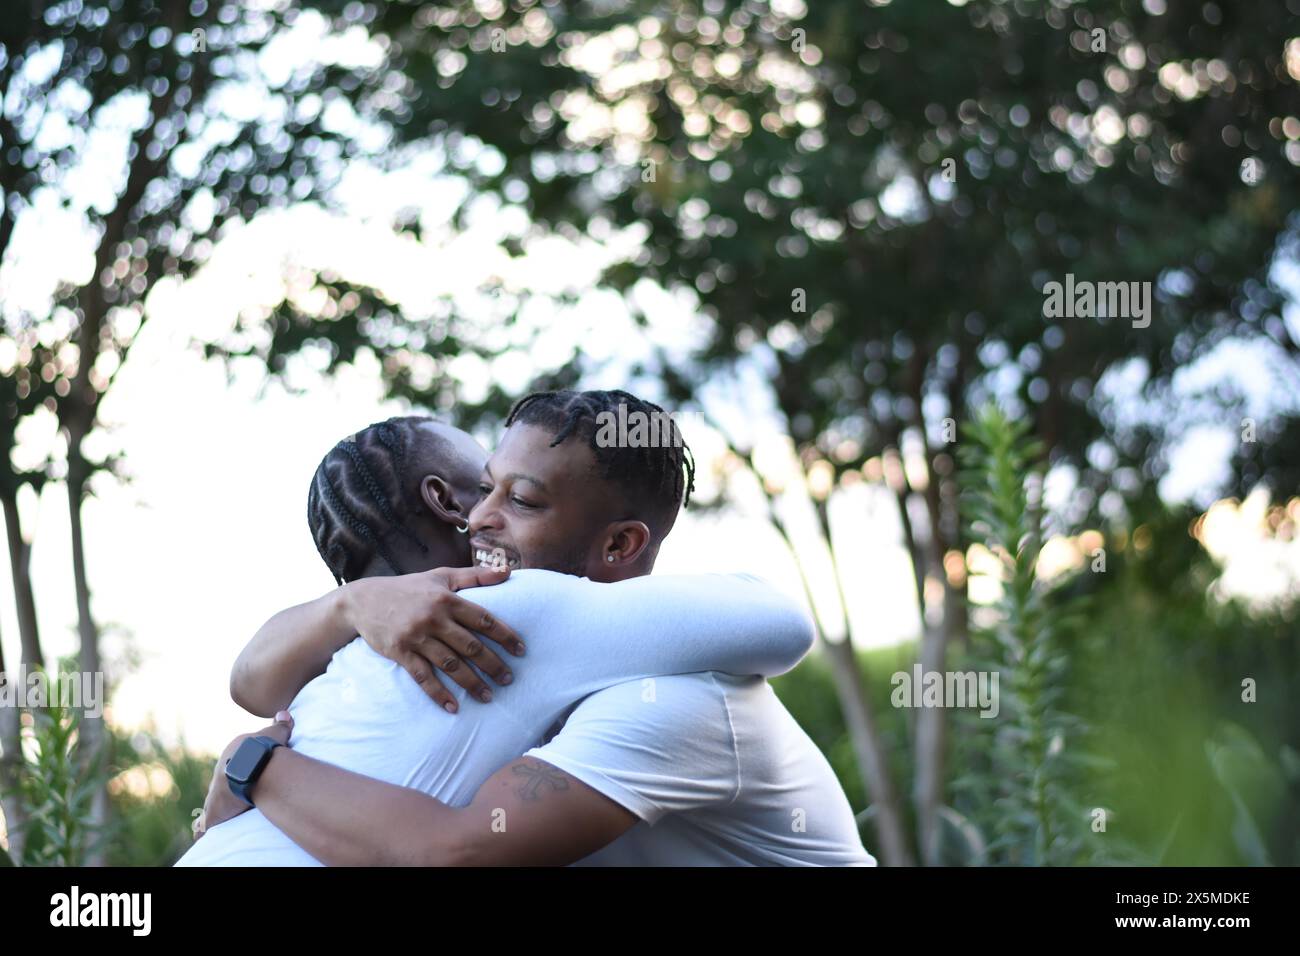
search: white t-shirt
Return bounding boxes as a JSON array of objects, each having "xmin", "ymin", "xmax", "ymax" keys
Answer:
[
  {"xmin": 525, "ymin": 672, "xmax": 876, "ymax": 866},
  {"xmin": 175, "ymin": 569, "xmax": 817, "ymax": 866}
]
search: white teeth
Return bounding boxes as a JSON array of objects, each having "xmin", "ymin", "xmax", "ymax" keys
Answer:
[{"xmin": 474, "ymin": 548, "xmax": 513, "ymax": 569}]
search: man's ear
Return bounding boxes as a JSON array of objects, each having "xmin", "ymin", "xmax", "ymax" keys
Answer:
[
  {"xmin": 420, "ymin": 475, "xmax": 469, "ymax": 530},
  {"xmin": 602, "ymin": 520, "xmax": 652, "ymax": 568}
]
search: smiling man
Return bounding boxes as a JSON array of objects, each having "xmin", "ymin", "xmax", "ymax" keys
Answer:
[
  {"xmin": 189, "ymin": 390, "xmax": 874, "ymax": 867},
  {"xmin": 471, "ymin": 390, "xmax": 686, "ymax": 578}
]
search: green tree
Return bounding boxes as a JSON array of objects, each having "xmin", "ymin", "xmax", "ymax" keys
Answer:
[{"xmin": 958, "ymin": 404, "xmax": 1100, "ymax": 864}]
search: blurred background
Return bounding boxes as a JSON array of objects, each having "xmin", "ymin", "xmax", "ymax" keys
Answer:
[{"xmin": 0, "ymin": 0, "xmax": 1297, "ymax": 867}]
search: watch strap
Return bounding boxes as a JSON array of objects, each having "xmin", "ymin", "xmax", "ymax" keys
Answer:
[{"xmin": 225, "ymin": 735, "xmax": 283, "ymax": 808}]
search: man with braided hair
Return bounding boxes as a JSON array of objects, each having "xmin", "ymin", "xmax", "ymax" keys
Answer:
[
  {"xmin": 240, "ymin": 415, "xmax": 522, "ymax": 713},
  {"xmin": 181, "ymin": 390, "xmax": 874, "ymax": 867}
]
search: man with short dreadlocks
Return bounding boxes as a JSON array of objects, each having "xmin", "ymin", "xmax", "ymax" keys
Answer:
[{"xmin": 181, "ymin": 391, "xmax": 874, "ymax": 867}]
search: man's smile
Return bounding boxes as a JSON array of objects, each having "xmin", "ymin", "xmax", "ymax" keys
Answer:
[{"xmin": 471, "ymin": 540, "xmax": 521, "ymax": 570}]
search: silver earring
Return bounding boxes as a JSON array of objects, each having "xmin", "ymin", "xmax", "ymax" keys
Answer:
[
  {"xmin": 456, "ymin": 518, "xmax": 470, "ymax": 534},
  {"xmin": 606, "ymin": 555, "xmax": 615, "ymax": 563}
]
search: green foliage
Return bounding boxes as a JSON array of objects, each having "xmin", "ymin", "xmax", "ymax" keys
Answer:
[
  {"xmin": 956, "ymin": 404, "xmax": 1102, "ymax": 865},
  {"xmin": 772, "ymin": 643, "xmax": 914, "ymax": 817},
  {"xmin": 0, "ymin": 647, "xmax": 218, "ymax": 867},
  {"xmin": 104, "ymin": 729, "xmax": 216, "ymax": 867},
  {"xmin": 222, "ymin": 0, "xmax": 1300, "ymax": 512},
  {"xmin": 1, "ymin": 715, "xmax": 217, "ymax": 867},
  {"xmin": 1205, "ymin": 723, "xmax": 1283, "ymax": 867},
  {"xmin": 1063, "ymin": 502, "xmax": 1300, "ymax": 866},
  {"xmin": 3, "ymin": 666, "xmax": 112, "ymax": 867}
]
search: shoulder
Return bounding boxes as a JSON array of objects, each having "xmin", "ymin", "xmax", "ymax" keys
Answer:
[
  {"xmin": 525, "ymin": 673, "xmax": 746, "ymax": 822},
  {"xmin": 565, "ymin": 672, "xmax": 739, "ymax": 727},
  {"xmin": 459, "ymin": 568, "xmax": 584, "ymax": 601},
  {"xmin": 451, "ymin": 568, "xmax": 588, "ymax": 622},
  {"xmin": 532, "ymin": 673, "xmax": 743, "ymax": 773}
]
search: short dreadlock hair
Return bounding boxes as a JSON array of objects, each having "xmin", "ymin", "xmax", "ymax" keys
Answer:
[
  {"xmin": 307, "ymin": 416, "xmax": 452, "ymax": 585},
  {"xmin": 505, "ymin": 389, "xmax": 695, "ymax": 537}
]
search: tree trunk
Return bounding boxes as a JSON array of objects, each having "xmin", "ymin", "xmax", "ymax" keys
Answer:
[
  {"xmin": 896, "ymin": 351, "xmax": 958, "ymax": 867},
  {"xmin": 2, "ymin": 490, "xmax": 43, "ymax": 668},
  {"xmin": 0, "ymin": 629, "xmax": 27, "ymax": 863},
  {"xmin": 912, "ymin": 621, "xmax": 948, "ymax": 865},
  {"xmin": 65, "ymin": 425, "xmax": 109, "ymax": 865},
  {"xmin": 808, "ymin": 496, "xmax": 916, "ymax": 866},
  {"xmin": 785, "ymin": 568, "xmax": 915, "ymax": 866},
  {"xmin": 0, "ymin": 486, "xmax": 40, "ymax": 863},
  {"xmin": 890, "ymin": 463, "xmax": 950, "ymax": 866},
  {"xmin": 817, "ymin": 633, "xmax": 914, "ymax": 866}
]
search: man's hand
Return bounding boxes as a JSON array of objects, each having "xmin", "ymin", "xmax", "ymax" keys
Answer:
[
  {"xmin": 340, "ymin": 566, "xmax": 526, "ymax": 714},
  {"xmin": 196, "ymin": 712, "xmax": 295, "ymax": 840}
]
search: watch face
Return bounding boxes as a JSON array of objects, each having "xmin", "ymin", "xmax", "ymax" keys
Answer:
[{"xmin": 226, "ymin": 738, "xmax": 267, "ymax": 783}]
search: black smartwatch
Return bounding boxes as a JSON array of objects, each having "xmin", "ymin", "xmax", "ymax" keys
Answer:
[{"xmin": 225, "ymin": 735, "xmax": 284, "ymax": 807}]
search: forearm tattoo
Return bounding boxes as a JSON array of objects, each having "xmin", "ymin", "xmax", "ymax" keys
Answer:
[{"xmin": 511, "ymin": 761, "xmax": 571, "ymax": 802}]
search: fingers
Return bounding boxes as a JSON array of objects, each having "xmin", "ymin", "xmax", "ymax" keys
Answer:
[
  {"xmin": 443, "ymin": 592, "xmax": 527, "ymax": 658},
  {"xmin": 259, "ymin": 712, "xmax": 294, "ymax": 746},
  {"xmin": 437, "ymin": 564, "xmax": 511, "ymax": 592},
  {"xmin": 425, "ymin": 568, "xmax": 526, "ymax": 657},
  {"xmin": 398, "ymin": 648, "xmax": 463, "ymax": 714},
  {"xmin": 413, "ymin": 633, "xmax": 498, "ymax": 705}
]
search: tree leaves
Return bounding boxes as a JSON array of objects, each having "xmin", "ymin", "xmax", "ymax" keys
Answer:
[{"xmin": 958, "ymin": 403, "xmax": 1112, "ymax": 865}]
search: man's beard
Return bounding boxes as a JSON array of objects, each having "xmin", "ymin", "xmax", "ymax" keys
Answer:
[{"xmin": 533, "ymin": 540, "xmax": 592, "ymax": 577}]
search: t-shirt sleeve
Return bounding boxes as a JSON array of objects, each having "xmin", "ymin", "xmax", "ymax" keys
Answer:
[
  {"xmin": 460, "ymin": 569, "xmax": 815, "ymax": 694},
  {"xmin": 522, "ymin": 673, "xmax": 741, "ymax": 825}
]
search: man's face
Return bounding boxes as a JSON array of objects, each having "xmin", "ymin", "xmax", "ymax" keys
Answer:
[{"xmin": 467, "ymin": 423, "xmax": 621, "ymax": 577}]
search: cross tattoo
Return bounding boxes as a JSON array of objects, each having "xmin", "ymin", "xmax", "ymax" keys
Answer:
[{"xmin": 511, "ymin": 762, "xmax": 570, "ymax": 802}]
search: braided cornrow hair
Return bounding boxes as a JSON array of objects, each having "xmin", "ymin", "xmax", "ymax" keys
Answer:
[
  {"xmin": 307, "ymin": 416, "xmax": 436, "ymax": 585},
  {"xmin": 505, "ymin": 389, "xmax": 695, "ymax": 527}
]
